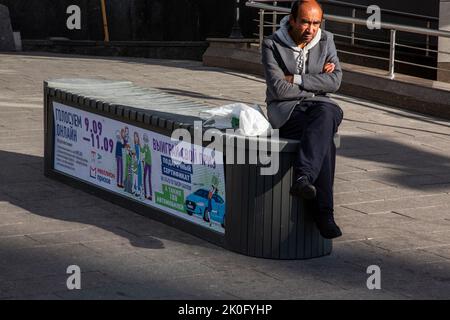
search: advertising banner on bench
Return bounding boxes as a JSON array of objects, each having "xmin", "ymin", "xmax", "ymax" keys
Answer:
[{"xmin": 52, "ymin": 102, "xmax": 226, "ymax": 233}]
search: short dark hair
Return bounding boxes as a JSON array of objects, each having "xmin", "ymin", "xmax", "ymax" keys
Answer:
[{"xmin": 291, "ymin": 0, "xmax": 323, "ymax": 21}]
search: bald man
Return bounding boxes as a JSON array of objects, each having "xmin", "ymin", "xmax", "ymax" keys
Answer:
[{"xmin": 262, "ymin": 0, "xmax": 343, "ymax": 239}]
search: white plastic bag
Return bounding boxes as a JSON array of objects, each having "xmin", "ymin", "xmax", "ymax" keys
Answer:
[{"xmin": 201, "ymin": 103, "xmax": 272, "ymax": 136}]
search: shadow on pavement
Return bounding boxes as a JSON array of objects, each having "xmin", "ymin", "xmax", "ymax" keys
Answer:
[
  {"xmin": 0, "ymin": 149, "xmax": 227, "ymax": 252},
  {"xmin": 0, "ymin": 144, "xmax": 449, "ymax": 299}
]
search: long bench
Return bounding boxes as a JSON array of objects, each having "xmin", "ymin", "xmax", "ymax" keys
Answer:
[{"xmin": 44, "ymin": 78, "xmax": 337, "ymax": 259}]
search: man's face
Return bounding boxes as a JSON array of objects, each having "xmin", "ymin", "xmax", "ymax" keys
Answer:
[{"xmin": 289, "ymin": 5, "xmax": 322, "ymax": 44}]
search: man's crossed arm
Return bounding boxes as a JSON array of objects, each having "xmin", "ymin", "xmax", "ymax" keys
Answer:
[
  {"xmin": 262, "ymin": 36, "xmax": 342, "ymax": 100},
  {"xmin": 297, "ymin": 38, "xmax": 342, "ymax": 94},
  {"xmin": 285, "ymin": 62, "xmax": 336, "ymax": 84}
]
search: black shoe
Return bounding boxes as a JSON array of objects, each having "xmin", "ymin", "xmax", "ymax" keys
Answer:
[
  {"xmin": 314, "ymin": 214, "xmax": 342, "ymax": 239},
  {"xmin": 290, "ymin": 175, "xmax": 316, "ymax": 200}
]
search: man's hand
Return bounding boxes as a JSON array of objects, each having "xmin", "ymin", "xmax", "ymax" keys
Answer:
[
  {"xmin": 323, "ymin": 62, "xmax": 335, "ymax": 74},
  {"xmin": 285, "ymin": 75, "xmax": 294, "ymax": 83},
  {"xmin": 286, "ymin": 62, "xmax": 334, "ymax": 84}
]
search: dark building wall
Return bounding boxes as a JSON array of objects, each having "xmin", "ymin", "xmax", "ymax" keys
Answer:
[
  {"xmin": 275, "ymin": 0, "xmax": 440, "ymax": 24},
  {"xmin": 0, "ymin": 0, "xmax": 259, "ymax": 41},
  {"xmin": 2, "ymin": 0, "xmax": 439, "ymax": 42},
  {"xmin": 1, "ymin": 0, "xmax": 441, "ymax": 75},
  {"xmin": 323, "ymin": 0, "xmax": 439, "ymax": 22},
  {"xmin": 1, "ymin": 0, "xmax": 101, "ymax": 40},
  {"xmin": 330, "ymin": 0, "xmax": 439, "ymax": 19}
]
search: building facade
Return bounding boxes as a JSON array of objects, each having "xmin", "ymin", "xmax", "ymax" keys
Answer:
[{"xmin": 1, "ymin": 0, "xmax": 448, "ymax": 81}]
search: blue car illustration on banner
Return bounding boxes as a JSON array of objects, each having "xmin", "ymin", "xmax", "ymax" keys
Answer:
[{"xmin": 185, "ymin": 188, "xmax": 226, "ymax": 228}]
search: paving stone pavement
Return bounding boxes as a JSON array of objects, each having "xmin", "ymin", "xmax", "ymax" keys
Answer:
[{"xmin": 0, "ymin": 52, "xmax": 449, "ymax": 300}]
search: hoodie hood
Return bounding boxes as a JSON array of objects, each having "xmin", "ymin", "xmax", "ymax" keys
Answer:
[{"xmin": 274, "ymin": 15, "xmax": 322, "ymax": 74}]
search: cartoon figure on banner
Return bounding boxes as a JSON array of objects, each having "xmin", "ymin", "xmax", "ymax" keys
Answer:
[
  {"xmin": 122, "ymin": 127, "xmax": 129, "ymax": 190},
  {"xmin": 123, "ymin": 126, "xmax": 130, "ymax": 145},
  {"xmin": 133, "ymin": 132, "xmax": 143, "ymax": 198},
  {"xmin": 204, "ymin": 174, "xmax": 219, "ymax": 226},
  {"xmin": 141, "ymin": 133, "xmax": 153, "ymax": 200},
  {"xmin": 90, "ymin": 150, "xmax": 97, "ymax": 179},
  {"xmin": 124, "ymin": 144, "xmax": 134, "ymax": 194},
  {"xmin": 115, "ymin": 129, "xmax": 124, "ymax": 188},
  {"xmin": 131, "ymin": 150, "xmax": 140, "ymax": 197}
]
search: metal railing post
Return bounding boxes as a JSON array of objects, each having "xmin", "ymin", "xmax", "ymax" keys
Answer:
[
  {"xmin": 259, "ymin": 9, "xmax": 265, "ymax": 49},
  {"xmin": 230, "ymin": 0, "xmax": 244, "ymax": 38},
  {"xmin": 389, "ymin": 29, "xmax": 397, "ymax": 79},
  {"xmin": 426, "ymin": 20, "xmax": 430, "ymax": 57},
  {"xmin": 272, "ymin": 1, "xmax": 278, "ymax": 34},
  {"xmin": 351, "ymin": 8, "xmax": 356, "ymax": 45},
  {"xmin": 100, "ymin": 0, "xmax": 110, "ymax": 42}
]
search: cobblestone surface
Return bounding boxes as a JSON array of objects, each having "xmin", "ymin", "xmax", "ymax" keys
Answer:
[{"xmin": 0, "ymin": 52, "xmax": 449, "ymax": 299}]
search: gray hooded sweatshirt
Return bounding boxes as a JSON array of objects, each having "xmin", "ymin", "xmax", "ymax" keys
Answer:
[{"xmin": 274, "ymin": 15, "xmax": 322, "ymax": 86}]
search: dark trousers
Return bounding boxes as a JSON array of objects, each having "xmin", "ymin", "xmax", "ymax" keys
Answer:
[{"xmin": 280, "ymin": 101, "xmax": 343, "ymax": 216}]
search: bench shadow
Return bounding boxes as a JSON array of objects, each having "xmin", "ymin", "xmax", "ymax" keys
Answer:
[{"xmin": 0, "ymin": 149, "xmax": 227, "ymax": 252}]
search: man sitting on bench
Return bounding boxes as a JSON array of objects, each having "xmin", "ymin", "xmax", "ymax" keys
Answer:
[{"xmin": 262, "ymin": 0, "xmax": 344, "ymax": 239}]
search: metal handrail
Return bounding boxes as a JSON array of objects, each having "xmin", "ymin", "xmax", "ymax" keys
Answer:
[
  {"xmin": 246, "ymin": 1, "xmax": 449, "ymax": 37},
  {"xmin": 250, "ymin": 0, "xmax": 439, "ymax": 22},
  {"xmin": 245, "ymin": 0, "xmax": 450, "ymax": 80},
  {"xmin": 320, "ymin": 0, "xmax": 438, "ymax": 22}
]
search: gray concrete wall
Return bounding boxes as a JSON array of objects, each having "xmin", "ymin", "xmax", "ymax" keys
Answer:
[{"xmin": 0, "ymin": 4, "xmax": 15, "ymax": 51}]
